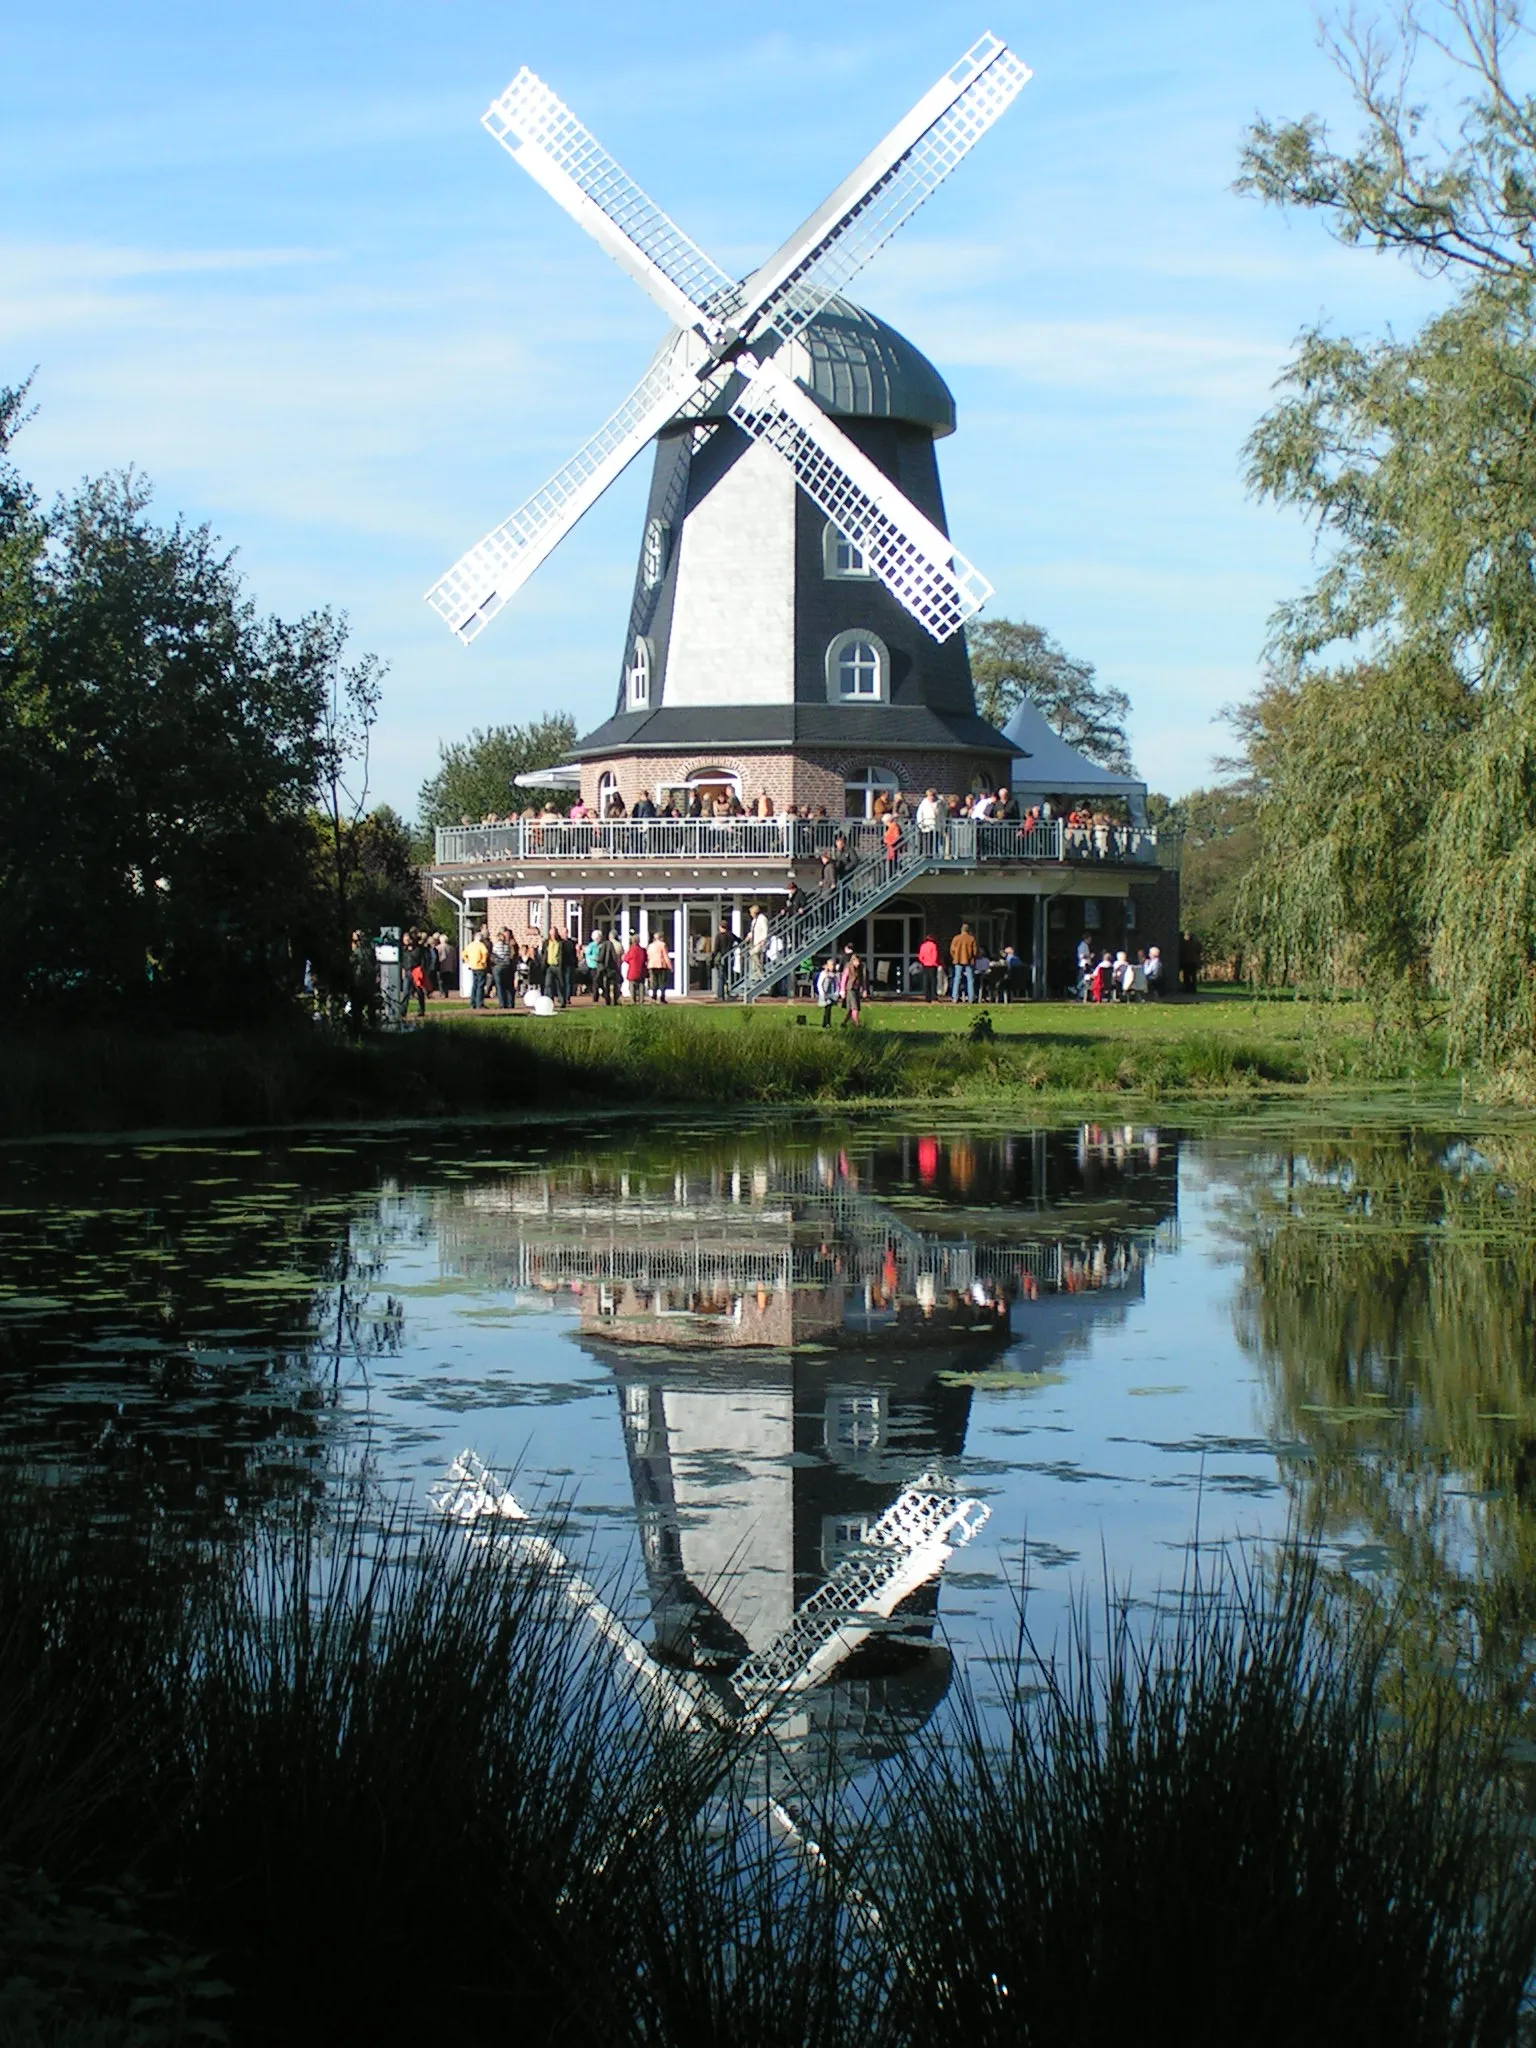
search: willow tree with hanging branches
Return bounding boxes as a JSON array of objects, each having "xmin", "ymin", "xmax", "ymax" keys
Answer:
[{"xmin": 1238, "ymin": 0, "xmax": 1536, "ymax": 1062}]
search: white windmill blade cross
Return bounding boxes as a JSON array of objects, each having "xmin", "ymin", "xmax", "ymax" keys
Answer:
[
  {"xmin": 733, "ymin": 30, "xmax": 1030, "ymax": 351},
  {"xmin": 426, "ymin": 349, "xmax": 720, "ymax": 643},
  {"xmin": 484, "ymin": 67, "xmax": 737, "ymax": 337},
  {"xmin": 730, "ymin": 354, "xmax": 992, "ymax": 642}
]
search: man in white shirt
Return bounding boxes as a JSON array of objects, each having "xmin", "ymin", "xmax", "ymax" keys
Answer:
[
  {"xmin": 915, "ymin": 788, "xmax": 942, "ymax": 852},
  {"xmin": 749, "ymin": 903, "xmax": 770, "ymax": 972}
]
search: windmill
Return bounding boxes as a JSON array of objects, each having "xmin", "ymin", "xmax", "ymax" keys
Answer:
[{"xmin": 426, "ymin": 32, "xmax": 1030, "ymax": 651}]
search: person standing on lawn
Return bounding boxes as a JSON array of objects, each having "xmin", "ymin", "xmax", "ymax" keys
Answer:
[
  {"xmin": 949, "ymin": 922, "xmax": 978, "ymax": 1003},
  {"xmin": 463, "ymin": 929, "xmax": 490, "ymax": 1010},
  {"xmin": 816, "ymin": 957, "xmax": 840, "ymax": 1028},
  {"xmin": 840, "ymin": 943, "xmax": 865, "ymax": 1027},
  {"xmin": 917, "ymin": 933, "xmax": 940, "ymax": 1001},
  {"xmin": 622, "ymin": 935, "xmax": 646, "ymax": 1001},
  {"xmin": 646, "ymin": 928, "xmax": 672, "ymax": 1001}
]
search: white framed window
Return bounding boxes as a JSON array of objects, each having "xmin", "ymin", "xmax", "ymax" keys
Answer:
[
  {"xmin": 527, "ymin": 897, "xmax": 545, "ymax": 932},
  {"xmin": 642, "ymin": 518, "xmax": 669, "ymax": 589},
  {"xmin": 843, "ymin": 764, "xmax": 899, "ymax": 817},
  {"xmin": 825, "ymin": 1391, "xmax": 886, "ymax": 1454},
  {"xmin": 826, "ymin": 630, "xmax": 888, "ymax": 703},
  {"xmin": 822, "ymin": 521, "xmax": 872, "ymax": 579},
  {"xmin": 565, "ymin": 899, "xmax": 583, "ymax": 940},
  {"xmin": 597, "ymin": 770, "xmax": 618, "ymax": 815},
  {"xmin": 626, "ymin": 635, "xmax": 652, "ymax": 710}
]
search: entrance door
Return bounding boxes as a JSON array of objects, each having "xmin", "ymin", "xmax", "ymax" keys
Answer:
[
  {"xmin": 686, "ymin": 902, "xmax": 718, "ymax": 994},
  {"xmin": 868, "ymin": 909, "xmax": 919, "ymax": 996}
]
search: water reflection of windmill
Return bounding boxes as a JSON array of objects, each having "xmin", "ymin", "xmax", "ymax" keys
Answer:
[{"xmin": 433, "ymin": 1129, "xmax": 1177, "ymax": 1751}]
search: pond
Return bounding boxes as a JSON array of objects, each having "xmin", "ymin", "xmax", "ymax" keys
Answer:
[{"xmin": 4, "ymin": 1112, "xmax": 1534, "ymax": 1737}]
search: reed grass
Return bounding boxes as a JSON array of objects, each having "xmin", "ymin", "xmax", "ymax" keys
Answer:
[
  {"xmin": 0, "ymin": 996, "xmax": 1426, "ymax": 1138},
  {"xmin": 2, "ymin": 1482, "xmax": 1533, "ymax": 2046}
]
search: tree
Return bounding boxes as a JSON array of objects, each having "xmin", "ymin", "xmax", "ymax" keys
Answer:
[
  {"xmin": 965, "ymin": 616, "xmax": 1134, "ymax": 772},
  {"xmin": 1236, "ymin": 0, "xmax": 1536, "ymax": 1059},
  {"xmin": 0, "ymin": 390, "xmax": 386, "ymax": 1022},
  {"xmin": 416, "ymin": 715, "xmax": 578, "ymax": 832},
  {"xmin": 1151, "ymin": 784, "xmax": 1262, "ymax": 971}
]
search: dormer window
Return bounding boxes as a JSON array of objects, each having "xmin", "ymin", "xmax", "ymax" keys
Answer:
[
  {"xmin": 626, "ymin": 635, "xmax": 652, "ymax": 710},
  {"xmin": 823, "ymin": 520, "xmax": 873, "ymax": 580},
  {"xmin": 826, "ymin": 630, "xmax": 888, "ymax": 703}
]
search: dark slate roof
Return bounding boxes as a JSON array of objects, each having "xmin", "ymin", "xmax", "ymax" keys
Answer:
[
  {"xmin": 568, "ymin": 704, "xmax": 1023, "ymax": 759},
  {"xmin": 651, "ymin": 294, "xmax": 956, "ymax": 437}
]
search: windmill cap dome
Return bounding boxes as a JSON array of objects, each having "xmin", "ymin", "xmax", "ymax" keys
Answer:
[{"xmin": 655, "ymin": 293, "xmax": 956, "ymax": 436}]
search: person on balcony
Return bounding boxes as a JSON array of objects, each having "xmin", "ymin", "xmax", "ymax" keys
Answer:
[
  {"xmin": 969, "ymin": 789, "xmax": 993, "ymax": 821},
  {"xmin": 994, "ymin": 786, "xmax": 1019, "ymax": 821},
  {"xmin": 754, "ymin": 790, "xmax": 774, "ymax": 818},
  {"xmin": 686, "ymin": 790, "xmax": 704, "ymax": 818},
  {"xmin": 916, "ymin": 788, "xmax": 941, "ymax": 855},
  {"xmin": 632, "ymin": 790, "xmax": 657, "ymax": 820},
  {"xmin": 917, "ymin": 933, "xmax": 940, "ymax": 1000},
  {"xmin": 949, "ymin": 923, "xmax": 979, "ymax": 1003}
]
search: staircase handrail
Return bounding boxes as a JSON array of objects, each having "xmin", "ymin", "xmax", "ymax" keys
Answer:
[{"xmin": 727, "ymin": 837, "xmax": 919, "ymax": 1000}]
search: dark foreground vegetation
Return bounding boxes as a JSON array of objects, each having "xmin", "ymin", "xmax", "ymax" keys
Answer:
[
  {"xmin": 2, "ymin": 1477, "xmax": 1533, "ymax": 2048},
  {"xmin": 0, "ymin": 999, "xmax": 1439, "ymax": 1138}
]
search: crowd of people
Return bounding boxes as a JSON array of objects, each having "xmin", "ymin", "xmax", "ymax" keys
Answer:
[
  {"xmin": 1073, "ymin": 937, "xmax": 1165, "ymax": 1002},
  {"xmin": 442, "ymin": 786, "xmax": 1153, "ymax": 869},
  {"xmin": 388, "ymin": 917, "xmax": 1173, "ymax": 1014},
  {"xmin": 395, "ymin": 924, "xmax": 693, "ymax": 1014}
]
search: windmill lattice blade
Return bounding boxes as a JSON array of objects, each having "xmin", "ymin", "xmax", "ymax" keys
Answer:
[
  {"xmin": 730, "ymin": 355, "xmax": 992, "ymax": 642},
  {"xmin": 734, "ymin": 32, "xmax": 1029, "ymax": 348},
  {"xmin": 427, "ymin": 351, "xmax": 708, "ymax": 642},
  {"xmin": 484, "ymin": 68, "xmax": 737, "ymax": 333}
]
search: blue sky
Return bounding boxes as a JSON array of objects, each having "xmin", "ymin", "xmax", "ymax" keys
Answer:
[{"xmin": 3, "ymin": 0, "xmax": 1447, "ymax": 809}]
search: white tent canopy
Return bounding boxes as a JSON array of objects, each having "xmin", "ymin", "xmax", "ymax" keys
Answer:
[
  {"xmin": 512, "ymin": 764, "xmax": 582, "ymax": 790},
  {"xmin": 1001, "ymin": 698, "xmax": 1147, "ymax": 825}
]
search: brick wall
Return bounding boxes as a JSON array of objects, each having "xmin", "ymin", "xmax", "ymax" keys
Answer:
[{"xmin": 580, "ymin": 747, "xmax": 1015, "ymax": 815}]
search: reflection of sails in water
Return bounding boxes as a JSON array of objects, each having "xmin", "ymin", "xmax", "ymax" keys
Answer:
[{"xmin": 429, "ymin": 1449, "xmax": 988, "ymax": 1734}]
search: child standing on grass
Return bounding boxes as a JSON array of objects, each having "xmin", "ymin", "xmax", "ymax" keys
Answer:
[{"xmin": 816, "ymin": 958, "xmax": 839, "ymax": 1028}]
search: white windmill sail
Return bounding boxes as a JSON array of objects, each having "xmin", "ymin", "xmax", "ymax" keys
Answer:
[
  {"xmin": 729, "ymin": 354, "xmax": 992, "ymax": 639},
  {"xmin": 482, "ymin": 67, "xmax": 737, "ymax": 335},
  {"xmin": 427, "ymin": 351, "xmax": 722, "ymax": 642},
  {"xmin": 428, "ymin": 32, "xmax": 1029, "ymax": 643},
  {"xmin": 730, "ymin": 32, "xmax": 1031, "ymax": 348}
]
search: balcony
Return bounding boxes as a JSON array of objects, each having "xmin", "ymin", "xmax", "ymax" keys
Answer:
[{"xmin": 431, "ymin": 817, "xmax": 1168, "ymax": 872}]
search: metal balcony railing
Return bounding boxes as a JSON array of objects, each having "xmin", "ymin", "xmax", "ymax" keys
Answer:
[{"xmin": 432, "ymin": 815, "xmax": 1165, "ymax": 869}]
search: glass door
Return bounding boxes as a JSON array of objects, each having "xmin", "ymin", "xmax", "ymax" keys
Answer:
[{"xmin": 686, "ymin": 901, "xmax": 718, "ymax": 994}]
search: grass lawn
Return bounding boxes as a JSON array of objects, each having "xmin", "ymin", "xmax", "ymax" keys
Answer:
[
  {"xmin": 423, "ymin": 986, "xmax": 1449, "ymax": 1107},
  {"xmin": 2, "ymin": 991, "xmax": 1456, "ymax": 1139}
]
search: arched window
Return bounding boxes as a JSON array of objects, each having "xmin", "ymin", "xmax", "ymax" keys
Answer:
[
  {"xmin": 626, "ymin": 635, "xmax": 652, "ymax": 710},
  {"xmin": 822, "ymin": 520, "xmax": 872, "ymax": 579},
  {"xmin": 597, "ymin": 770, "xmax": 619, "ymax": 815},
  {"xmin": 826, "ymin": 630, "xmax": 888, "ymax": 703},
  {"xmin": 843, "ymin": 764, "xmax": 899, "ymax": 818}
]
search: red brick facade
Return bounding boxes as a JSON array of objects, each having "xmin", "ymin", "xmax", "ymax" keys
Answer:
[{"xmin": 578, "ymin": 747, "xmax": 1014, "ymax": 816}]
